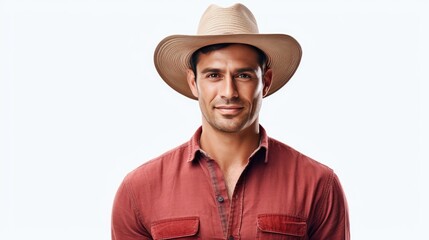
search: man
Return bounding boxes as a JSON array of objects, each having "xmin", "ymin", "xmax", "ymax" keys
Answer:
[{"xmin": 112, "ymin": 3, "xmax": 349, "ymax": 240}]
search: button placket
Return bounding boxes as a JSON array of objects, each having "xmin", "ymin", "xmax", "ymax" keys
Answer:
[
  {"xmin": 227, "ymin": 171, "xmax": 246, "ymax": 240},
  {"xmin": 206, "ymin": 159, "xmax": 229, "ymax": 237}
]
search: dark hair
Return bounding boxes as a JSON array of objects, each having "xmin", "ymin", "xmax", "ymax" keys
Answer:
[{"xmin": 189, "ymin": 43, "xmax": 268, "ymax": 79}]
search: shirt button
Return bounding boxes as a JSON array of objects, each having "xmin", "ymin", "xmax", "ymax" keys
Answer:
[
  {"xmin": 228, "ymin": 236, "xmax": 234, "ymax": 240},
  {"xmin": 216, "ymin": 196, "xmax": 224, "ymax": 203}
]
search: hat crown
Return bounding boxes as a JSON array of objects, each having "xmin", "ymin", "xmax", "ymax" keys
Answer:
[{"xmin": 197, "ymin": 3, "xmax": 259, "ymax": 35}]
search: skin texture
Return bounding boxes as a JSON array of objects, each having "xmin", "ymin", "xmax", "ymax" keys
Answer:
[{"xmin": 186, "ymin": 44, "xmax": 272, "ymax": 197}]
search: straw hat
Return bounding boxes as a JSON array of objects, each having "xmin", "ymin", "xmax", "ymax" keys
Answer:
[{"xmin": 154, "ymin": 3, "xmax": 302, "ymax": 100}]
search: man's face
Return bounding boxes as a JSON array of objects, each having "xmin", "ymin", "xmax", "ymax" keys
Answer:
[{"xmin": 187, "ymin": 44, "xmax": 272, "ymax": 133}]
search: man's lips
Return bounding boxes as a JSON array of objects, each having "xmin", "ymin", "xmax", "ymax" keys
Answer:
[{"xmin": 214, "ymin": 105, "xmax": 244, "ymax": 115}]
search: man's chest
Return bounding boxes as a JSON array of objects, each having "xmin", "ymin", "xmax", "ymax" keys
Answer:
[{"xmin": 139, "ymin": 165, "xmax": 314, "ymax": 239}]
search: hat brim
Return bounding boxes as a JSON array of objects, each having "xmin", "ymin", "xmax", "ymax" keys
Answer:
[{"xmin": 154, "ymin": 34, "xmax": 302, "ymax": 100}]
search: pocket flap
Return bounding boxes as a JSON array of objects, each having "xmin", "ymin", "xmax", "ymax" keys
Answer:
[
  {"xmin": 257, "ymin": 214, "xmax": 307, "ymax": 237},
  {"xmin": 151, "ymin": 216, "xmax": 199, "ymax": 239}
]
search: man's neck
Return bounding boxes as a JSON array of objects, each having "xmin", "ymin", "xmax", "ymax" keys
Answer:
[{"xmin": 199, "ymin": 122, "xmax": 260, "ymax": 172}]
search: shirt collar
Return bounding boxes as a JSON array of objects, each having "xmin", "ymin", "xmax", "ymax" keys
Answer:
[
  {"xmin": 187, "ymin": 126, "xmax": 203, "ymax": 163},
  {"xmin": 187, "ymin": 125, "xmax": 269, "ymax": 163}
]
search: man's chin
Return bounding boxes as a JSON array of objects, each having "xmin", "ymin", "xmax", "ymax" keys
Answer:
[{"xmin": 211, "ymin": 121, "xmax": 247, "ymax": 133}]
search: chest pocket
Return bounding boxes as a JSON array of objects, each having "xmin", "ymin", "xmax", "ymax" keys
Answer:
[
  {"xmin": 151, "ymin": 216, "xmax": 200, "ymax": 240},
  {"xmin": 257, "ymin": 214, "xmax": 307, "ymax": 239}
]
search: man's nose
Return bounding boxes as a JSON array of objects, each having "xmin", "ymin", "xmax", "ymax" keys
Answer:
[{"xmin": 220, "ymin": 75, "xmax": 238, "ymax": 99}]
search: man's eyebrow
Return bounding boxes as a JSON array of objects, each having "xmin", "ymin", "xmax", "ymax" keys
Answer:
[
  {"xmin": 200, "ymin": 67, "xmax": 258, "ymax": 74},
  {"xmin": 200, "ymin": 68, "xmax": 221, "ymax": 74},
  {"xmin": 235, "ymin": 67, "xmax": 258, "ymax": 73}
]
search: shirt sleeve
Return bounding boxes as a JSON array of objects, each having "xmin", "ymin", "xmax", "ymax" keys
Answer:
[
  {"xmin": 111, "ymin": 178, "xmax": 151, "ymax": 240},
  {"xmin": 309, "ymin": 172, "xmax": 350, "ymax": 240}
]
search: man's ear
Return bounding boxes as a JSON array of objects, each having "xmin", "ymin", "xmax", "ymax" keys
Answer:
[
  {"xmin": 262, "ymin": 68, "xmax": 273, "ymax": 97},
  {"xmin": 186, "ymin": 69, "xmax": 199, "ymax": 98}
]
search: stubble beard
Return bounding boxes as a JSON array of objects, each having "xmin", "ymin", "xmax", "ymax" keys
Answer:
[
  {"xmin": 207, "ymin": 116, "xmax": 248, "ymax": 133},
  {"xmin": 203, "ymin": 105, "xmax": 254, "ymax": 134}
]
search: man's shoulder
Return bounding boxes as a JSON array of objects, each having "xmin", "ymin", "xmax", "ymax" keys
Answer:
[
  {"xmin": 267, "ymin": 136, "xmax": 333, "ymax": 176},
  {"xmin": 124, "ymin": 141, "xmax": 192, "ymax": 183},
  {"xmin": 145, "ymin": 141, "xmax": 191, "ymax": 166}
]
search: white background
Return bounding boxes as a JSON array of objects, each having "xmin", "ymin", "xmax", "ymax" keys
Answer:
[{"xmin": 1, "ymin": 0, "xmax": 428, "ymax": 239}]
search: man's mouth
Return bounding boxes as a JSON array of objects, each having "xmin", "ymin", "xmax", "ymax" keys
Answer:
[{"xmin": 215, "ymin": 105, "xmax": 244, "ymax": 115}]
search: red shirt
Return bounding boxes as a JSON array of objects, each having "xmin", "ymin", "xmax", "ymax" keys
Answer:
[{"xmin": 112, "ymin": 126, "xmax": 350, "ymax": 239}]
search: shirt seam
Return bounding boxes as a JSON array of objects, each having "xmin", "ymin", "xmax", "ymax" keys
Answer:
[
  {"xmin": 312, "ymin": 170, "xmax": 335, "ymax": 227},
  {"xmin": 124, "ymin": 176, "xmax": 148, "ymax": 233}
]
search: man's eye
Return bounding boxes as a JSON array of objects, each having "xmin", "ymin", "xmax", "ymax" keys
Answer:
[
  {"xmin": 237, "ymin": 73, "xmax": 251, "ymax": 79},
  {"xmin": 207, "ymin": 73, "xmax": 220, "ymax": 78}
]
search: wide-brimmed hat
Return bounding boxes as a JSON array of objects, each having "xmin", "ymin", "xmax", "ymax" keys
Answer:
[{"xmin": 154, "ymin": 3, "xmax": 302, "ymax": 100}]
